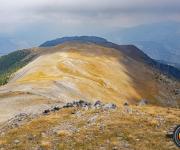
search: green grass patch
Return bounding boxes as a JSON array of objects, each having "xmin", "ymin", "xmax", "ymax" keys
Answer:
[{"xmin": 0, "ymin": 49, "xmax": 34, "ymax": 85}]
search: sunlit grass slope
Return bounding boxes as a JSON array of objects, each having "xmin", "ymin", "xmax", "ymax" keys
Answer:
[
  {"xmin": 6, "ymin": 43, "xmax": 180, "ymax": 106},
  {"xmin": 0, "ymin": 106, "xmax": 179, "ymax": 150}
]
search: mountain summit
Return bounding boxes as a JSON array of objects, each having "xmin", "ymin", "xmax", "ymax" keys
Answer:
[
  {"xmin": 40, "ymin": 36, "xmax": 108, "ymax": 47},
  {"xmin": 40, "ymin": 36, "xmax": 180, "ymax": 79}
]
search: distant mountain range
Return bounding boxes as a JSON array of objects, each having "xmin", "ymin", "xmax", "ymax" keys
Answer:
[
  {"xmin": 0, "ymin": 37, "xmax": 29, "ymax": 55},
  {"xmin": 111, "ymin": 21, "xmax": 180, "ymax": 69},
  {"xmin": 0, "ymin": 21, "xmax": 180, "ymax": 69},
  {"xmin": 40, "ymin": 36, "xmax": 108, "ymax": 47}
]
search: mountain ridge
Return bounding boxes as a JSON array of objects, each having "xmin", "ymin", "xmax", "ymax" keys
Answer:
[
  {"xmin": 40, "ymin": 36, "xmax": 180, "ymax": 80},
  {"xmin": 40, "ymin": 36, "xmax": 108, "ymax": 47},
  {"xmin": 110, "ymin": 21, "xmax": 180, "ymax": 68}
]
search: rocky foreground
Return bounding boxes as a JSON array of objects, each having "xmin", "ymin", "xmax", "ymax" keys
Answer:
[{"xmin": 0, "ymin": 100, "xmax": 179, "ymax": 150}]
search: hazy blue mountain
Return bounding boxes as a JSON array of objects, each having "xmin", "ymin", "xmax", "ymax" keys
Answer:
[
  {"xmin": 134, "ymin": 41, "xmax": 180, "ymax": 64},
  {"xmin": 0, "ymin": 37, "xmax": 29, "ymax": 55},
  {"xmin": 40, "ymin": 36, "xmax": 108, "ymax": 47},
  {"xmin": 111, "ymin": 21, "xmax": 180, "ymax": 68}
]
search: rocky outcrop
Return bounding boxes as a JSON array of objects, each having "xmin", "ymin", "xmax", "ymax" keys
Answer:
[
  {"xmin": 0, "ymin": 113, "xmax": 34, "ymax": 135},
  {"xmin": 138, "ymin": 99, "xmax": 148, "ymax": 106},
  {"xmin": 43, "ymin": 100, "xmax": 117, "ymax": 115},
  {"xmin": 0, "ymin": 100, "xmax": 117, "ymax": 137},
  {"xmin": 166, "ymin": 125, "xmax": 179, "ymax": 138}
]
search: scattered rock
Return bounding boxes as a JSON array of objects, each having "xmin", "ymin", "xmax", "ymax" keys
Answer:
[
  {"xmin": 52, "ymin": 122, "xmax": 78, "ymax": 136},
  {"xmin": 123, "ymin": 142, "xmax": 130, "ymax": 148},
  {"xmin": 88, "ymin": 115, "xmax": 98, "ymax": 124},
  {"xmin": 166, "ymin": 125, "xmax": 178, "ymax": 138},
  {"xmin": 123, "ymin": 105, "xmax": 132, "ymax": 114},
  {"xmin": 73, "ymin": 100, "xmax": 91, "ymax": 107},
  {"xmin": 103, "ymin": 103, "xmax": 117, "ymax": 110},
  {"xmin": 155, "ymin": 116, "xmax": 166, "ymax": 127},
  {"xmin": 138, "ymin": 99, "xmax": 148, "ymax": 106},
  {"xmin": 173, "ymin": 89, "xmax": 180, "ymax": 95},
  {"xmin": 0, "ymin": 132, "xmax": 5, "ymax": 136},
  {"xmin": 75, "ymin": 111, "xmax": 82, "ymax": 117},
  {"xmin": 71, "ymin": 111, "xmax": 75, "ymax": 114},
  {"xmin": 41, "ymin": 100, "xmax": 117, "ymax": 115},
  {"xmin": 0, "ymin": 113, "xmax": 36, "ymax": 137},
  {"xmin": 15, "ymin": 113, "xmax": 28, "ymax": 122},
  {"xmin": 93, "ymin": 100, "xmax": 103, "ymax": 109},
  {"xmin": 41, "ymin": 132, "xmax": 47, "ymax": 138},
  {"xmin": 43, "ymin": 109, "xmax": 50, "ymax": 115},
  {"xmin": 123, "ymin": 102, "xmax": 129, "ymax": 106},
  {"xmin": 14, "ymin": 139, "xmax": 20, "ymax": 144},
  {"xmin": 63, "ymin": 102, "xmax": 74, "ymax": 108},
  {"xmin": 166, "ymin": 131, "xmax": 174, "ymax": 139},
  {"xmin": 28, "ymin": 134, "xmax": 35, "ymax": 141},
  {"xmin": 0, "ymin": 100, "xmax": 118, "ymax": 136},
  {"xmin": 51, "ymin": 106, "xmax": 61, "ymax": 112},
  {"xmin": 83, "ymin": 105, "xmax": 89, "ymax": 111},
  {"xmin": 112, "ymin": 146, "xmax": 118, "ymax": 150}
]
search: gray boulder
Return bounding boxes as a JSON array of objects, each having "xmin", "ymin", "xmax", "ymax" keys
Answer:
[
  {"xmin": 138, "ymin": 99, "xmax": 148, "ymax": 106},
  {"xmin": 63, "ymin": 102, "xmax": 74, "ymax": 108},
  {"xmin": 51, "ymin": 106, "xmax": 61, "ymax": 112},
  {"xmin": 73, "ymin": 100, "xmax": 91, "ymax": 107},
  {"xmin": 43, "ymin": 109, "xmax": 50, "ymax": 114},
  {"xmin": 123, "ymin": 102, "xmax": 129, "ymax": 106},
  {"xmin": 103, "ymin": 103, "xmax": 117, "ymax": 110},
  {"xmin": 93, "ymin": 100, "xmax": 103, "ymax": 108}
]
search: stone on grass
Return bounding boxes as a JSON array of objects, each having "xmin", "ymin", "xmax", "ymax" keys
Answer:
[
  {"xmin": 103, "ymin": 103, "xmax": 117, "ymax": 110},
  {"xmin": 138, "ymin": 99, "xmax": 148, "ymax": 106},
  {"xmin": 73, "ymin": 100, "xmax": 91, "ymax": 107},
  {"xmin": 166, "ymin": 125, "xmax": 178, "ymax": 138},
  {"xmin": 52, "ymin": 106, "xmax": 60, "ymax": 111},
  {"xmin": 93, "ymin": 100, "xmax": 103, "ymax": 109},
  {"xmin": 63, "ymin": 103, "xmax": 74, "ymax": 108},
  {"xmin": 123, "ymin": 102, "xmax": 129, "ymax": 106},
  {"xmin": 14, "ymin": 139, "xmax": 20, "ymax": 144},
  {"xmin": 43, "ymin": 109, "xmax": 50, "ymax": 115},
  {"xmin": 88, "ymin": 115, "xmax": 98, "ymax": 124}
]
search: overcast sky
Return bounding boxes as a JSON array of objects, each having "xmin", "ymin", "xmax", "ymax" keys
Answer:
[{"xmin": 0, "ymin": 0, "xmax": 180, "ymax": 45}]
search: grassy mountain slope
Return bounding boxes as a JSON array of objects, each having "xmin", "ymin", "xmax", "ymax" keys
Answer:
[
  {"xmin": 0, "ymin": 49, "xmax": 34, "ymax": 85},
  {"xmin": 40, "ymin": 36, "xmax": 180, "ymax": 80},
  {"xmin": 1, "ymin": 42, "xmax": 179, "ymax": 108},
  {"xmin": 0, "ymin": 105, "xmax": 179, "ymax": 150}
]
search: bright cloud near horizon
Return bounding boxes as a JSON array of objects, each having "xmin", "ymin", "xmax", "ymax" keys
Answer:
[{"xmin": 0, "ymin": 0, "xmax": 180, "ymax": 45}]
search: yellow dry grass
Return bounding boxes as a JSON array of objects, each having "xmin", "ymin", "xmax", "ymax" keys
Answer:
[
  {"xmin": 0, "ymin": 106, "xmax": 179, "ymax": 150},
  {"xmin": 8, "ymin": 43, "xmax": 178, "ymax": 106}
]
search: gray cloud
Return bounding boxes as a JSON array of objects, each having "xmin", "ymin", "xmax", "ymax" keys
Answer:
[
  {"xmin": 1, "ymin": 0, "xmax": 180, "ymax": 27},
  {"xmin": 0, "ymin": 0, "xmax": 180, "ymax": 45}
]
